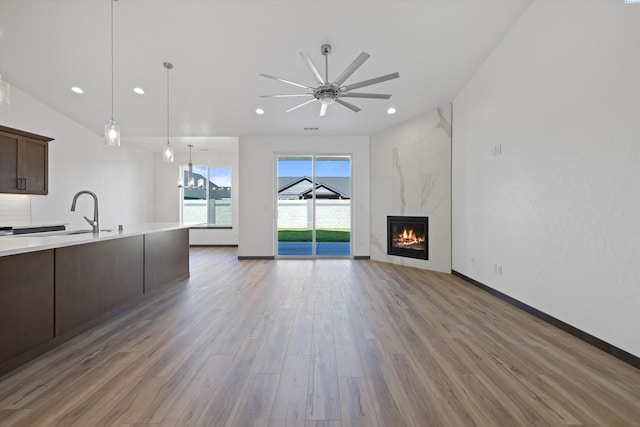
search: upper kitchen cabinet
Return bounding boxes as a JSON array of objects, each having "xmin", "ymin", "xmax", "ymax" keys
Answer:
[{"xmin": 0, "ymin": 125, "xmax": 53, "ymax": 195}]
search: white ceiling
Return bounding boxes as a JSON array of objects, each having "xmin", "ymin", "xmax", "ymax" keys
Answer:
[{"xmin": 0, "ymin": 0, "xmax": 531, "ymax": 152}]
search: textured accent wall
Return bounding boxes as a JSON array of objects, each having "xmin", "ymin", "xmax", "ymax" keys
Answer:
[
  {"xmin": 453, "ymin": 1, "xmax": 640, "ymax": 357},
  {"xmin": 370, "ymin": 105, "xmax": 452, "ymax": 272}
]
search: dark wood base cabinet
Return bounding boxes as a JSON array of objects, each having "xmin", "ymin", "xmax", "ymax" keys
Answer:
[
  {"xmin": 55, "ymin": 236, "xmax": 144, "ymax": 336},
  {"xmin": 0, "ymin": 250, "xmax": 54, "ymax": 371},
  {"xmin": 144, "ymin": 228, "xmax": 189, "ymax": 292},
  {"xmin": 0, "ymin": 228, "xmax": 189, "ymax": 377}
]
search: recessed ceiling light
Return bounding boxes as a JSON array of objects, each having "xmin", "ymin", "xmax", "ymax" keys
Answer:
[
  {"xmin": 133, "ymin": 87, "xmax": 145, "ymax": 95},
  {"xmin": 255, "ymin": 108, "xmax": 265, "ymax": 115},
  {"xmin": 71, "ymin": 86, "xmax": 84, "ymax": 94},
  {"xmin": 387, "ymin": 107, "xmax": 396, "ymax": 115}
]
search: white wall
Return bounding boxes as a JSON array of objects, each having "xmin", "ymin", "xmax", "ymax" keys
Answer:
[
  {"xmin": 453, "ymin": 1, "xmax": 640, "ymax": 357},
  {"xmin": 238, "ymin": 136, "xmax": 370, "ymax": 258},
  {"xmin": 153, "ymin": 138, "xmax": 239, "ymax": 245},
  {"xmin": 0, "ymin": 85, "xmax": 153, "ymax": 229},
  {"xmin": 370, "ymin": 105, "xmax": 452, "ymax": 273}
]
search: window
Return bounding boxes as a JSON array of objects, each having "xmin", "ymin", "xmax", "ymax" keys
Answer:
[{"xmin": 181, "ymin": 166, "xmax": 232, "ymax": 226}]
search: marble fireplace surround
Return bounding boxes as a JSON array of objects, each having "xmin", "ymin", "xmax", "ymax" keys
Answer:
[{"xmin": 370, "ymin": 104, "xmax": 451, "ymax": 273}]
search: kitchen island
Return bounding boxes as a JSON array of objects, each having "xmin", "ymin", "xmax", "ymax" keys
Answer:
[{"xmin": 0, "ymin": 223, "xmax": 189, "ymax": 376}]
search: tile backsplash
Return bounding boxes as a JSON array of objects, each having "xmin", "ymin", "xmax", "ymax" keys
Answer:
[{"xmin": 0, "ymin": 194, "xmax": 31, "ymax": 226}]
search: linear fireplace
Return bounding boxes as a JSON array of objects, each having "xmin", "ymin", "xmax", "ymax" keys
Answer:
[{"xmin": 387, "ymin": 216, "xmax": 429, "ymax": 260}]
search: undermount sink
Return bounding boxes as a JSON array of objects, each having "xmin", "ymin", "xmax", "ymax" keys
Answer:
[
  {"xmin": 65, "ymin": 229, "xmax": 115, "ymax": 235},
  {"xmin": 14, "ymin": 229, "xmax": 113, "ymax": 237}
]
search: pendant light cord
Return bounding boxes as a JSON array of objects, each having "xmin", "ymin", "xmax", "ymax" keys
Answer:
[
  {"xmin": 166, "ymin": 64, "xmax": 170, "ymax": 143},
  {"xmin": 110, "ymin": 0, "xmax": 115, "ymax": 121}
]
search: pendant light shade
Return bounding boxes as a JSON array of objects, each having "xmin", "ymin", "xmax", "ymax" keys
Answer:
[
  {"xmin": 104, "ymin": 0, "xmax": 120, "ymax": 146},
  {"xmin": 163, "ymin": 142, "xmax": 174, "ymax": 162},
  {"xmin": 179, "ymin": 144, "xmax": 201, "ymax": 189},
  {"xmin": 104, "ymin": 119, "xmax": 120, "ymax": 146},
  {"xmin": 0, "ymin": 74, "xmax": 10, "ymax": 114},
  {"xmin": 187, "ymin": 144, "xmax": 195, "ymax": 188},
  {"xmin": 162, "ymin": 61, "xmax": 174, "ymax": 162}
]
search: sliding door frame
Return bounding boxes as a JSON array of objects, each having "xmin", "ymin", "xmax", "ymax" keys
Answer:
[{"xmin": 275, "ymin": 152, "xmax": 353, "ymax": 259}]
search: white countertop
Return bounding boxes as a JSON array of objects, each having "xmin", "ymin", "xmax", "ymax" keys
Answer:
[{"xmin": 0, "ymin": 223, "xmax": 190, "ymax": 257}]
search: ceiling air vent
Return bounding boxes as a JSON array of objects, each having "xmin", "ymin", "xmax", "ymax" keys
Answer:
[{"xmin": 304, "ymin": 127, "xmax": 319, "ymax": 131}]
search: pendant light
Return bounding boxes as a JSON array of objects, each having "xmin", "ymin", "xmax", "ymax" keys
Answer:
[
  {"xmin": 162, "ymin": 62, "xmax": 174, "ymax": 162},
  {"xmin": 187, "ymin": 145, "xmax": 195, "ymax": 188},
  {"xmin": 0, "ymin": 74, "xmax": 9, "ymax": 114},
  {"xmin": 104, "ymin": 0, "xmax": 120, "ymax": 146},
  {"xmin": 178, "ymin": 144, "xmax": 204, "ymax": 189}
]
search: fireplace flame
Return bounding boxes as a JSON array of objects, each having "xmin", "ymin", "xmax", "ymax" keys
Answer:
[{"xmin": 394, "ymin": 227, "xmax": 425, "ymax": 247}]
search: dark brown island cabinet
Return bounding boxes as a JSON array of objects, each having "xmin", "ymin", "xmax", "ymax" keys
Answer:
[
  {"xmin": 0, "ymin": 227, "xmax": 189, "ymax": 376},
  {"xmin": 0, "ymin": 125, "xmax": 53, "ymax": 195}
]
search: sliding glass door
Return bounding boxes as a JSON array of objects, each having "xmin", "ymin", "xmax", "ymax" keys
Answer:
[{"xmin": 276, "ymin": 154, "xmax": 351, "ymax": 257}]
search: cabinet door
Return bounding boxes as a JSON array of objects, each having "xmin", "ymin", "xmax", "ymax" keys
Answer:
[
  {"xmin": 0, "ymin": 250, "xmax": 55, "ymax": 365},
  {"xmin": 21, "ymin": 137, "xmax": 48, "ymax": 194},
  {"xmin": 55, "ymin": 236, "xmax": 144, "ymax": 336},
  {"xmin": 0, "ymin": 131, "xmax": 19, "ymax": 192},
  {"xmin": 0, "ymin": 126, "xmax": 52, "ymax": 195}
]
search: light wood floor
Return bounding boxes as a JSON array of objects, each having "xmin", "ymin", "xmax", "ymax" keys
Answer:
[{"xmin": 1, "ymin": 247, "xmax": 639, "ymax": 426}]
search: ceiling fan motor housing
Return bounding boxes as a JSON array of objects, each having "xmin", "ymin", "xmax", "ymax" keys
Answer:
[{"xmin": 315, "ymin": 86, "xmax": 339, "ymax": 104}]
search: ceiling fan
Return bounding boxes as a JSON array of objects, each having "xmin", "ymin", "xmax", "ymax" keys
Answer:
[{"xmin": 260, "ymin": 44, "xmax": 399, "ymax": 117}]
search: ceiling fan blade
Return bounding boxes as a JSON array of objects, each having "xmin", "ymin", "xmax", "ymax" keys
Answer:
[
  {"xmin": 286, "ymin": 98, "xmax": 317, "ymax": 113},
  {"xmin": 341, "ymin": 92, "xmax": 392, "ymax": 99},
  {"xmin": 300, "ymin": 52, "xmax": 325, "ymax": 85},
  {"xmin": 260, "ymin": 94, "xmax": 314, "ymax": 98},
  {"xmin": 332, "ymin": 52, "xmax": 370, "ymax": 87},
  {"xmin": 335, "ymin": 98, "xmax": 361, "ymax": 113},
  {"xmin": 259, "ymin": 73, "xmax": 314, "ymax": 90},
  {"xmin": 341, "ymin": 72, "xmax": 399, "ymax": 92},
  {"xmin": 320, "ymin": 103, "xmax": 328, "ymax": 117}
]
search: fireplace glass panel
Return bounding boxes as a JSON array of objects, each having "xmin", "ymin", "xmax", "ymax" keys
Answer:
[{"xmin": 387, "ymin": 216, "xmax": 428, "ymax": 260}]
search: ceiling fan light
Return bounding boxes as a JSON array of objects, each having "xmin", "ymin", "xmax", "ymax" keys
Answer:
[{"xmin": 320, "ymin": 95, "xmax": 335, "ymax": 106}]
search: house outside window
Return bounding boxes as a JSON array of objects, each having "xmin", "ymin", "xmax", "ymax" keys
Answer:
[{"xmin": 182, "ymin": 166, "xmax": 231, "ymax": 226}]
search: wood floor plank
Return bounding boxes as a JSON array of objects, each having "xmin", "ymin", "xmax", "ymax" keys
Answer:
[
  {"xmin": 193, "ymin": 338, "xmax": 264, "ymax": 426},
  {"xmin": 163, "ymin": 354, "xmax": 235, "ymax": 427},
  {"xmin": 269, "ymin": 355, "xmax": 310, "ymax": 427},
  {"xmin": 356, "ymin": 338, "xmax": 415, "ymax": 427},
  {"xmin": 338, "ymin": 376, "xmax": 378, "ymax": 427},
  {"xmin": 306, "ymin": 299, "xmax": 340, "ymax": 421},
  {"xmin": 0, "ymin": 247, "xmax": 638, "ymax": 427},
  {"xmin": 231, "ymin": 373, "xmax": 279, "ymax": 427}
]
